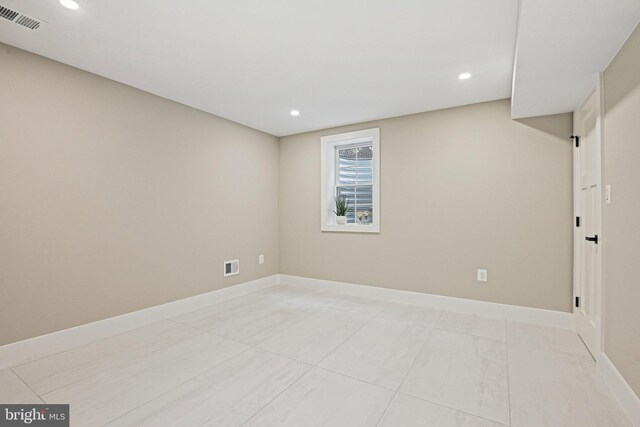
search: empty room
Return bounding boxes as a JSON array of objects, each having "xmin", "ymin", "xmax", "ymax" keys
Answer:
[{"xmin": 1, "ymin": 0, "xmax": 639, "ymax": 426}]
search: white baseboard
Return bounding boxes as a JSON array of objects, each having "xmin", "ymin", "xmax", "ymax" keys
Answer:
[
  {"xmin": 5, "ymin": 272, "xmax": 634, "ymax": 423},
  {"xmin": 0, "ymin": 273, "xmax": 574, "ymax": 367},
  {"xmin": 0, "ymin": 275, "xmax": 279, "ymax": 370},
  {"xmin": 278, "ymin": 274, "xmax": 574, "ymax": 330},
  {"xmin": 597, "ymin": 353, "xmax": 640, "ymax": 426}
]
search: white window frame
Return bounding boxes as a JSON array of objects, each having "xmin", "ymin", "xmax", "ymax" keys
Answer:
[{"xmin": 321, "ymin": 127, "xmax": 380, "ymax": 233}]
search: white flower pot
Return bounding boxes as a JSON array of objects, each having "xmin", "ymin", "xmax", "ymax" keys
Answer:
[{"xmin": 336, "ymin": 216, "xmax": 346, "ymax": 225}]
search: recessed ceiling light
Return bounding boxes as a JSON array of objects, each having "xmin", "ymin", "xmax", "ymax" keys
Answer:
[
  {"xmin": 458, "ymin": 72, "xmax": 472, "ymax": 80},
  {"xmin": 59, "ymin": 0, "xmax": 80, "ymax": 10},
  {"xmin": 290, "ymin": 110, "xmax": 300, "ymax": 117}
]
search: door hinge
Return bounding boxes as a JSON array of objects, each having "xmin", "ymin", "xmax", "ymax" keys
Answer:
[
  {"xmin": 571, "ymin": 135, "xmax": 580, "ymax": 148},
  {"xmin": 576, "ymin": 216, "xmax": 581, "ymax": 227},
  {"xmin": 575, "ymin": 296, "xmax": 580, "ymax": 308},
  {"xmin": 585, "ymin": 234, "xmax": 599, "ymax": 245}
]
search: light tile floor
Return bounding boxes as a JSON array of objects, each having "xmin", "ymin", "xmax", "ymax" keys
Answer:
[{"xmin": 0, "ymin": 285, "xmax": 632, "ymax": 426}]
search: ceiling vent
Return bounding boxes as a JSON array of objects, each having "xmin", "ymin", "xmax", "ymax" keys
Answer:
[{"xmin": 0, "ymin": 5, "xmax": 45, "ymax": 30}]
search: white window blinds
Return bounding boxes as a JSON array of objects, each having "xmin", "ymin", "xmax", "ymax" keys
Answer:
[{"xmin": 336, "ymin": 144, "xmax": 373, "ymax": 224}]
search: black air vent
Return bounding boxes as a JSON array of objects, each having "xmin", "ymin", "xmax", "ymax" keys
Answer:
[
  {"xmin": 14, "ymin": 14, "xmax": 40, "ymax": 29},
  {"xmin": 0, "ymin": 6, "xmax": 19, "ymax": 21},
  {"xmin": 0, "ymin": 5, "xmax": 45, "ymax": 30}
]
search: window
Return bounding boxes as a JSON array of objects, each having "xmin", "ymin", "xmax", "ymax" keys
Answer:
[{"xmin": 321, "ymin": 128, "xmax": 380, "ymax": 233}]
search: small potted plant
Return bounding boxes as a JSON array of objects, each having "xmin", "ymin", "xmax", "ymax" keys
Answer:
[{"xmin": 333, "ymin": 195, "xmax": 350, "ymax": 225}]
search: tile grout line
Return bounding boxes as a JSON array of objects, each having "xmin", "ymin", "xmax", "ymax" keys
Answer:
[
  {"xmin": 374, "ymin": 392, "xmax": 397, "ymax": 426},
  {"xmin": 374, "ymin": 309, "xmax": 446, "ymax": 426},
  {"xmin": 394, "ymin": 313, "xmax": 512, "ymax": 426},
  {"xmin": 102, "ymin": 344, "xmax": 256, "ymax": 426},
  {"xmin": 239, "ymin": 300, "xmax": 392, "ymax": 425},
  {"xmin": 108, "ymin": 291, "xmax": 330, "ymax": 425},
  {"xmin": 106, "ymin": 289, "xmax": 374, "ymax": 426},
  {"xmin": 433, "ymin": 326, "xmax": 507, "ymax": 342},
  {"xmin": 168, "ymin": 318, "xmax": 258, "ymax": 347},
  {"xmin": 170, "ymin": 289, "xmax": 380, "ymax": 352},
  {"xmin": 242, "ymin": 304, "xmax": 346, "ymax": 346},
  {"xmin": 237, "ymin": 362, "xmax": 314, "ymax": 427},
  {"xmin": 256, "ymin": 309, "xmax": 448, "ymax": 394},
  {"xmin": 316, "ymin": 300, "xmax": 400, "ymax": 363},
  {"xmin": 395, "ymin": 310, "xmax": 445, "ymax": 392},
  {"xmin": 242, "ymin": 303, "xmax": 437, "ymax": 427},
  {"xmin": 509, "ymin": 343, "xmax": 594, "ymax": 360},
  {"xmin": 18, "ymin": 328, "xmax": 209, "ymax": 398},
  {"xmin": 170, "ymin": 305, "xmax": 321, "ymax": 347},
  {"xmin": 395, "ymin": 389, "xmax": 511, "ymax": 426},
  {"xmin": 119, "ymin": 290, "xmax": 350, "ymax": 425},
  {"xmin": 312, "ymin": 305, "xmax": 388, "ymax": 368},
  {"xmin": 5, "ymin": 285, "xmax": 282, "ymax": 371},
  {"xmin": 54, "ymin": 330, "xmax": 259, "ymax": 425},
  {"xmin": 9, "ymin": 367, "xmax": 45, "ymax": 403},
  {"xmin": 390, "ymin": 309, "xmax": 511, "ymax": 425},
  {"xmin": 312, "ymin": 365, "xmax": 396, "ymax": 392},
  {"xmin": 8, "ymin": 320, "xmax": 181, "ymax": 371},
  {"xmin": 505, "ymin": 320, "xmax": 512, "ymax": 426},
  {"xmin": 256, "ymin": 346, "xmax": 319, "ymax": 366},
  {"xmin": 508, "ymin": 320, "xmax": 593, "ymax": 353},
  {"xmin": 394, "ymin": 316, "xmax": 510, "ymax": 425}
]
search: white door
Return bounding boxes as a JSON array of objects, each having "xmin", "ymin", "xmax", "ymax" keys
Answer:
[{"xmin": 573, "ymin": 82, "xmax": 603, "ymax": 357}]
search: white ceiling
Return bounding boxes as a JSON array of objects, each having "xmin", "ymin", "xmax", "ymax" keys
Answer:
[
  {"xmin": 511, "ymin": 0, "xmax": 640, "ymax": 118},
  {"xmin": 0, "ymin": 1, "xmax": 638, "ymax": 136}
]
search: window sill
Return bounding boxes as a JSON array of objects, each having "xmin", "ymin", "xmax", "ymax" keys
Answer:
[{"xmin": 321, "ymin": 224, "xmax": 380, "ymax": 233}]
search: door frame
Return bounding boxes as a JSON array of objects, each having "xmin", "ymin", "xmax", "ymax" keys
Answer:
[{"xmin": 572, "ymin": 73, "xmax": 605, "ymax": 355}]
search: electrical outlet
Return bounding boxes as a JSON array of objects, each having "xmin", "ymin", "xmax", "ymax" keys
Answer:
[
  {"xmin": 259, "ymin": 254, "xmax": 264, "ymax": 265},
  {"xmin": 477, "ymin": 269, "xmax": 487, "ymax": 282}
]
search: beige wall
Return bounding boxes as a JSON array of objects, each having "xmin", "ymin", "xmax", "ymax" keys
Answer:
[
  {"xmin": 0, "ymin": 44, "xmax": 279, "ymax": 345},
  {"xmin": 0, "ymin": 43, "xmax": 577, "ymax": 348},
  {"xmin": 279, "ymin": 99, "xmax": 573, "ymax": 311},
  {"xmin": 602, "ymin": 23, "xmax": 640, "ymax": 396}
]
